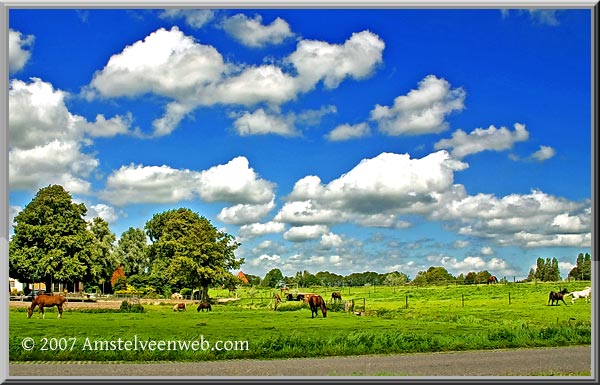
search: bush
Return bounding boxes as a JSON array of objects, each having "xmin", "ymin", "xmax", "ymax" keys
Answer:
[
  {"xmin": 180, "ymin": 288, "xmax": 192, "ymax": 297},
  {"xmin": 119, "ymin": 300, "xmax": 145, "ymax": 313}
]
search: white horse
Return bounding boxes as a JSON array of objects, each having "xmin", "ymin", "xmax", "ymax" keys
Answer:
[{"xmin": 567, "ymin": 287, "xmax": 591, "ymax": 304}]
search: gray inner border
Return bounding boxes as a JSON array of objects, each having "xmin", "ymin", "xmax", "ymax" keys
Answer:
[{"xmin": 0, "ymin": 1, "xmax": 597, "ymax": 383}]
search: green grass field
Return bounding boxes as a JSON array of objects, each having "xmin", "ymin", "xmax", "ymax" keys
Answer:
[{"xmin": 9, "ymin": 281, "xmax": 592, "ymax": 362}]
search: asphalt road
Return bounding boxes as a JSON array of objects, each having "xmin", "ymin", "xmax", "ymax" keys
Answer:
[{"xmin": 9, "ymin": 346, "xmax": 592, "ymax": 378}]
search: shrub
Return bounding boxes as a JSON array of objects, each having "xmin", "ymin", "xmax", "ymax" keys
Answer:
[
  {"xmin": 180, "ymin": 288, "xmax": 192, "ymax": 297},
  {"xmin": 119, "ymin": 300, "xmax": 145, "ymax": 313}
]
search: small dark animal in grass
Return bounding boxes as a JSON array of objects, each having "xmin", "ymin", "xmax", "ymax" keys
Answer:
[
  {"xmin": 296, "ymin": 294, "xmax": 305, "ymax": 301},
  {"xmin": 173, "ymin": 303, "xmax": 186, "ymax": 312},
  {"xmin": 548, "ymin": 288, "xmax": 569, "ymax": 306},
  {"xmin": 197, "ymin": 302, "xmax": 212, "ymax": 312},
  {"xmin": 308, "ymin": 294, "xmax": 327, "ymax": 318},
  {"xmin": 28, "ymin": 294, "xmax": 67, "ymax": 319},
  {"xmin": 286, "ymin": 293, "xmax": 295, "ymax": 301},
  {"xmin": 487, "ymin": 276, "xmax": 498, "ymax": 284},
  {"xmin": 331, "ymin": 291, "xmax": 342, "ymax": 302}
]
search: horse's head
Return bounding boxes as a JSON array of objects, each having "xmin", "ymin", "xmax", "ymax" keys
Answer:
[
  {"xmin": 27, "ymin": 306, "xmax": 33, "ymax": 318},
  {"xmin": 561, "ymin": 288, "xmax": 569, "ymax": 294}
]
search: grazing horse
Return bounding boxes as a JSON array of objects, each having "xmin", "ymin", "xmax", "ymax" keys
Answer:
[
  {"xmin": 308, "ymin": 295, "xmax": 327, "ymax": 318},
  {"xmin": 296, "ymin": 294, "xmax": 305, "ymax": 302},
  {"xmin": 487, "ymin": 276, "xmax": 498, "ymax": 284},
  {"xmin": 548, "ymin": 288, "xmax": 569, "ymax": 306},
  {"xmin": 286, "ymin": 293, "xmax": 295, "ymax": 301},
  {"xmin": 173, "ymin": 303, "xmax": 187, "ymax": 312},
  {"xmin": 331, "ymin": 292, "xmax": 342, "ymax": 302},
  {"xmin": 28, "ymin": 294, "xmax": 67, "ymax": 319},
  {"xmin": 197, "ymin": 301, "xmax": 212, "ymax": 312},
  {"xmin": 567, "ymin": 287, "xmax": 591, "ymax": 304}
]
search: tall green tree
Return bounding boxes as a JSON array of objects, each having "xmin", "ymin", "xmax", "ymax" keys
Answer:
[
  {"xmin": 383, "ymin": 271, "xmax": 409, "ymax": 286},
  {"xmin": 9, "ymin": 185, "xmax": 96, "ymax": 292},
  {"xmin": 115, "ymin": 227, "xmax": 148, "ymax": 276},
  {"xmin": 144, "ymin": 208, "xmax": 242, "ymax": 301},
  {"xmin": 262, "ymin": 268, "xmax": 283, "ymax": 288},
  {"xmin": 88, "ymin": 217, "xmax": 118, "ymax": 292},
  {"xmin": 568, "ymin": 252, "xmax": 592, "ymax": 280}
]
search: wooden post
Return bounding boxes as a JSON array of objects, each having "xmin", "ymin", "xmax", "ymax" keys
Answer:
[
  {"xmin": 405, "ymin": 295, "xmax": 408, "ymax": 309},
  {"xmin": 508, "ymin": 292, "xmax": 511, "ymax": 305},
  {"xmin": 462, "ymin": 294, "xmax": 465, "ymax": 307}
]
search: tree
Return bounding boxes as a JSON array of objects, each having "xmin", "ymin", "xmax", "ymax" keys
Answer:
[
  {"xmin": 568, "ymin": 252, "xmax": 591, "ymax": 280},
  {"xmin": 383, "ymin": 271, "xmax": 409, "ymax": 286},
  {"xmin": 262, "ymin": 268, "xmax": 283, "ymax": 288},
  {"xmin": 9, "ymin": 185, "xmax": 96, "ymax": 292},
  {"xmin": 88, "ymin": 217, "xmax": 118, "ymax": 292},
  {"xmin": 110, "ymin": 266, "xmax": 127, "ymax": 291},
  {"xmin": 144, "ymin": 208, "xmax": 242, "ymax": 301},
  {"xmin": 115, "ymin": 227, "xmax": 148, "ymax": 276}
]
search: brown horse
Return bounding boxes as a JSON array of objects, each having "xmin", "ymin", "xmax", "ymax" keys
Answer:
[
  {"xmin": 274, "ymin": 293, "xmax": 281, "ymax": 310},
  {"xmin": 28, "ymin": 294, "xmax": 67, "ymax": 319},
  {"xmin": 308, "ymin": 294, "xmax": 327, "ymax": 318},
  {"xmin": 197, "ymin": 301, "xmax": 212, "ymax": 312},
  {"xmin": 548, "ymin": 288, "xmax": 569, "ymax": 306},
  {"xmin": 331, "ymin": 291, "xmax": 342, "ymax": 302},
  {"xmin": 173, "ymin": 303, "xmax": 187, "ymax": 312},
  {"xmin": 487, "ymin": 276, "xmax": 498, "ymax": 284}
]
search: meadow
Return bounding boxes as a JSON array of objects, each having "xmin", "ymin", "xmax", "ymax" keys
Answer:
[{"xmin": 9, "ymin": 281, "xmax": 592, "ymax": 362}]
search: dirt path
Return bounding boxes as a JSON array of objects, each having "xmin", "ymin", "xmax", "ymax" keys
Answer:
[{"xmin": 9, "ymin": 346, "xmax": 591, "ymax": 377}]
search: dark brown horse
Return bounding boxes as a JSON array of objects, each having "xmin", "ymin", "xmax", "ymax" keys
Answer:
[
  {"xmin": 27, "ymin": 294, "xmax": 67, "ymax": 319},
  {"xmin": 548, "ymin": 288, "xmax": 569, "ymax": 306},
  {"xmin": 331, "ymin": 291, "xmax": 342, "ymax": 302},
  {"xmin": 487, "ymin": 276, "xmax": 498, "ymax": 284},
  {"xmin": 173, "ymin": 303, "xmax": 187, "ymax": 312},
  {"xmin": 308, "ymin": 295, "xmax": 327, "ymax": 318},
  {"xmin": 197, "ymin": 301, "xmax": 212, "ymax": 312}
]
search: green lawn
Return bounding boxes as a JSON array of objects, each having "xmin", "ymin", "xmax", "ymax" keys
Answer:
[{"xmin": 9, "ymin": 281, "xmax": 591, "ymax": 362}]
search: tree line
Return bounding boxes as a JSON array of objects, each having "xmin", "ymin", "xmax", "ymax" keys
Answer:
[{"xmin": 9, "ymin": 185, "xmax": 591, "ymax": 299}]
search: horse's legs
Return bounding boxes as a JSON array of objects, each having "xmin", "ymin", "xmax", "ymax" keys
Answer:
[
  {"xmin": 57, "ymin": 305, "xmax": 63, "ymax": 318},
  {"xmin": 40, "ymin": 306, "xmax": 45, "ymax": 319}
]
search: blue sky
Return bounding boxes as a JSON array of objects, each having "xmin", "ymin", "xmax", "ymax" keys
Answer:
[{"xmin": 7, "ymin": 8, "xmax": 592, "ymax": 281}]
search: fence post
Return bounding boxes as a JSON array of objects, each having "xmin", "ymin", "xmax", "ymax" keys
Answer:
[
  {"xmin": 462, "ymin": 294, "xmax": 465, "ymax": 307},
  {"xmin": 508, "ymin": 292, "xmax": 511, "ymax": 305},
  {"xmin": 405, "ymin": 295, "xmax": 408, "ymax": 309}
]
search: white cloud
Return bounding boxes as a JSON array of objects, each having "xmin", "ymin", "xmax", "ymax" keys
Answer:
[
  {"xmin": 427, "ymin": 254, "xmax": 516, "ymax": 276},
  {"xmin": 325, "ymin": 122, "xmax": 371, "ymax": 141},
  {"xmin": 100, "ymin": 156, "xmax": 275, "ymax": 206},
  {"xmin": 221, "ymin": 13, "xmax": 294, "ymax": 47},
  {"xmin": 90, "ymin": 27, "xmax": 226, "ymax": 101},
  {"xmin": 283, "ymin": 225, "xmax": 329, "ymax": 242},
  {"xmin": 370, "ymin": 75, "xmax": 465, "ymax": 136},
  {"xmin": 238, "ymin": 221, "xmax": 286, "ymax": 239},
  {"xmin": 480, "ymin": 246, "xmax": 494, "ymax": 255},
  {"xmin": 87, "ymin": 203, "xmax": 120, "ymax": 223},
  {"xmin": 159, "ymin": 9, "xmax": 215, "ymax": 28},
  {"xmin": 9, "ymin": 29, "xmax": 34, "ymax": 73},
  {"xmin": 232, "ymin": 109, "xmax": 299, "ymax": 137},
  {"xmin": 320, "ymin": 232, "xmax": 343, "ymax": 248},
  {"xmin": 434, "ymin": 123, "xmax": 529, "ymax": 159},
  {"xmin": 530, "ymin": 145, "xmax": 556, "ymax": 161},
  {"xmin": 527, "ymin": 10, "xmax": 560, "ymax": 26},
  {"xmin": 197, "ymin": 156, "xmax": 275, "ymax": 204},
  {"xmin": 89, "ymin": 27, "xmax": 384, "ymax": 136},
  {"xmin": 217, "ymin": 200, "xmax": 276, "ymax": 225},
  {"xmin": 288, "ymin": 30, "xmax": 385, "ymax": 91}
]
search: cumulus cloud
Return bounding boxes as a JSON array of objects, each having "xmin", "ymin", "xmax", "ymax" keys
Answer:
[
  {"xmin": 9, "ymin": 29, "xmax": 34, "ymax": 73},
  {"xmin": 427, "ymin": 254, "xmax": 516, "ymax": 276},
  {"xmin": 221, "ymin": 13, "xmax": 294, "ymax": 47},
  {"xmin": 100, "ymin": 156, "xmax": 275, "ymax": 206},
  {"xmin": 320, "ymin": 232, "xmax": 343, "ymax": 248},
  {"xmin": 530, "ymin": 145, "xmax": 556, "ymax": 161},
  {"xmin": 288, "ymin": 30, "xmax": 385, "ymax": 91},
  {"xmin": 88, "ymin": 27, "xmax": 383, "ymax": 136},
  {"xmin": 433, "ymin": 123, "xmax": 529, "ymax": 159},
  {"xmin": 232, "ymin": 109, "xmax": 299, "ymax": 136},
  {"xmin": 159, "ymin": 9, "xmax": 215, "ymax": 28},
  {"xmin": 433, "ymin": 189, "xmax": 591, "ymax": 248},
  {"xmin": 370, "ymin": 75, "xmax": 465, "ymax": 136},
  {"xmin": 283, "ymin": 225, "xmax": 329, "ymax": 242},
  {"xmin": 238, "ymin": 221, "xmax": 286, "ymax": 239},
  {"xmin": 87, "ymin": 203, "xmax": 120, "ymax": 223},
  {"xmin": 217, "ymin": 200, "xmax": 276, "ymax": 225},
  {"xmin": 325, "ymin": 122, "xmax": 371, "ymax": 141},
  {"xmin": 275, "ymin": 150, "xmax": 468, "ymax": 231},
  {"xmin": 8, "ymin": 78, "xmax": 133, "ymax": 194}
]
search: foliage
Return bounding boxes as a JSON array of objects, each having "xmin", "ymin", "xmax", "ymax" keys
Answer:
[
  {"xmin": 88, "ymin": 217, "xmax": 118, "ymax": 289},
  {"xmin": 144, "ymin": 208, "xmax": 242, "ymax": 301},
  {"xmin": 262, "ymin": 268, "xmax": 284, "ymax": 288},
  {"xmin": 568, "ymin": 253, "xmax": 592, "ymax": 281},
  {"xmin": 115, "ymin": 227, "xmax": 149, "ymax": 276},
  {"xmin": 529, "ymin": 257, "xmax": 562, "ymax": 282},
  {"xmin": 384, "ymin": 271, "xmax": 409, "ymax": 286},
  {"xmin": 119, "ymin": 300, "xmax": 145, "ymax": 313},
  {"xmin": 110, "ymin": 266, "xmax": 126, "ymax": 289},
  {"xmin": 411, "ymin": 266, "xmax": 455, "ymax": 285},
  {"xmin": 9, "ymin": 185, "xmax": 97, "ymax": 289}
]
